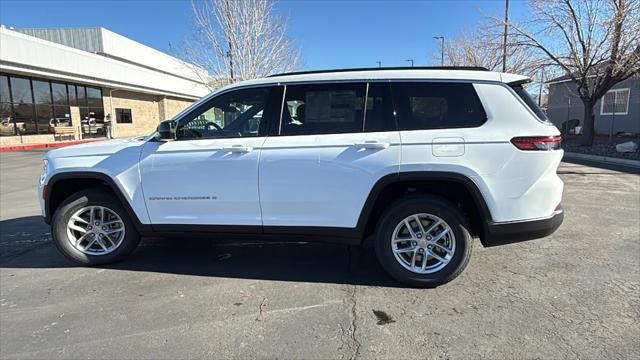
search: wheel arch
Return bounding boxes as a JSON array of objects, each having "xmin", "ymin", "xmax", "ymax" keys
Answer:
[
  {"xmin": 357, "ymin": 172, "xmax": 493, "ymax": 243},
  {"xmin": 45, "ymin": 171, "xmax": 149, "ymax": 232}
]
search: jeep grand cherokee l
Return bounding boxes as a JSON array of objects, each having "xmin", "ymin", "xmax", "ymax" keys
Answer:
[{"xmin": 39, "ymin": 67, "xmax": 564, "ymax": 287}]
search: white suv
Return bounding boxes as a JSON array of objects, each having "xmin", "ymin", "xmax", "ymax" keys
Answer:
[{"xmin": 39, "ymin": 68, "xmax": 564, "ymax": 287}]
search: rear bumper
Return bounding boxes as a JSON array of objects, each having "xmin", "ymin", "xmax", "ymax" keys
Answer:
[{"xmin": 481, "ymin": 210, "xmax": 564, "ymax": 247}]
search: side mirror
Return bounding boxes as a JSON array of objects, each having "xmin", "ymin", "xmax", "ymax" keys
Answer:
[{"xmin": 157, "ymin": 120, "xmax": 175, "ymax": 140}]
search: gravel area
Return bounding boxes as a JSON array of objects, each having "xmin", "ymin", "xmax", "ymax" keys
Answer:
[{"xmin": 563, "ymin": 135, "xmax": 640, "ymax": 160}]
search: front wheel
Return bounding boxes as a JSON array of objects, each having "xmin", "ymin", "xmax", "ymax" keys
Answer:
[
  {"xmin": 374, "ymin": 195, "xmax": 473, "ymax": 287},
  {"xmin": 52, "ymin": 189, "xmax": 140, "ymax": 265}
]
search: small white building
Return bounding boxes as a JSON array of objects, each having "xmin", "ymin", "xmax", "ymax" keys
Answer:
[{"xmin": 0, "ymin": 26, "xmax": 211, "ymax": 145}]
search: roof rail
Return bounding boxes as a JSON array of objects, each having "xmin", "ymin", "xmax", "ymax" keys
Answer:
[{"xmin": 268, "ymin": 66, "xmax": 490, "ymax": 77}]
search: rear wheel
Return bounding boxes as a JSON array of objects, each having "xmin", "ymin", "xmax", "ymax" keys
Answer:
[
  {"xmin": 52, "ymin": 189, "xmax": 140, "ymax": 265},
  {"xmin": 374, "ymin": 195, "xmax": 472, "ymax": 287}
]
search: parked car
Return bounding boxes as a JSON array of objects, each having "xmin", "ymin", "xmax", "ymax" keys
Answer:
[
  {"xmin": 39, "ymin": 67, "xmax": 564, "ymax": 287},
  {"xmin": 81, "ymin": 118, "xmax": 106, "ymax": 136}
]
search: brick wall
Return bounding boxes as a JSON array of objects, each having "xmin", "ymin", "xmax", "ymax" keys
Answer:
[{"xmin": 102, "ymin": 90, "xmax": 194, "ymax": 138}]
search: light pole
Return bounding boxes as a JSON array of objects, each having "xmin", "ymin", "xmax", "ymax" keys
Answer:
[
  {"xmin": 433, "ymin": 36, "xmax": 444, "ymax": 66},
  {"xmin": 376, "ymin": 61, "xmax": 382, "ymax": 68},
  {"xmin": 405, "ymin": 59, "xmax": 414, "ymax": 67}
]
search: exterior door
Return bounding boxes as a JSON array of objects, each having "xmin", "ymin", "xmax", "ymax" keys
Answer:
[
  {"xmin": 259, "ymin": 82, "xmax": 400, "ymax": 229},
  {"xmin": 140, "ymin": 86, "xmax": 281, "ymax": 226}
]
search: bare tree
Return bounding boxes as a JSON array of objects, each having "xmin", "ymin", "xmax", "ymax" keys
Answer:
[
  {"xmin": 438, "ymin": 27, "xmax": 537, "ymax": 75},
  {"xmin": 504, "ymin": 0, "xmax": 640, "ymax": 146},
  {"xmin": 182, "ymin": 0, "xmax": 301, "ymax": 89}
]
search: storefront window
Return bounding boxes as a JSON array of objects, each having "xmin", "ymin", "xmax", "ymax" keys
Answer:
[
  {"xmin": 14, "ymin": 103, "xmax": 36, "ymax": 135},
  {"xmin": 10, "ymin": 77, "xmax": 33, "ymax": 104},
  {"xmin": 0, "ymin": 76, "xmax": 10, "ymax": 103},
  {"xmin": 87, "ymin": 87, "xmax": 102, "ymax": 107},
  {"xmin": 77, "ymin": 86, "xmax": 87, "ymax": 107},
  {"xmin": 0, "ymin": 102, "xmax": 15, "ymax": 136},
  {"xmin": 68, "ymin": 84, "xmax": 77, "ymax": 106},
  {"xmin": 52, "ymin": 82, "xmax": 68, "ymax": 106},
  {"xmin": 35, "ymin": 104, "xmax": 53, "ymax": 133},
  {"xmin": 53, "ymin": 106, "xmax": 71, "ymax": 126},
  {"xmin": 33, "ymin": 80, "xmax": 52, "ymax": 104},
  {"xmin": 0, "ymin": 74, "xmax": 103, "ymax": 137}
]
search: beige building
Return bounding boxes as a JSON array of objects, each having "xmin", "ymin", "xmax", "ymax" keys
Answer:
[{"xmin": 0, "ymin": 26, "xmax": 210, "ymax": 146}]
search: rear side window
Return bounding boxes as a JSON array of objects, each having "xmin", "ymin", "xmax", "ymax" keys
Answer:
[
  {"xmin": 391, "ymin": 82, "xmax": 487, "ymax": 130},
  {"xmin": 511, "ymin": 85, "xmax": 548, "ymax": 122},
  {"xmin": 280, "ymin": 83, "xmax": 365, "ymax": 136}
]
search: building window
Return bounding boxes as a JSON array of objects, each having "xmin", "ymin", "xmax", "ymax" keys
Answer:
[
  {"xmin": 0, "ymin": 75, "xmax": 15, "ymax": 136},
  {"xmin": 86, "ymin": 87, "xmax": 102, "ymax": 107},
  {"xmin": 9, "ymin": 76, "xmax": 37, "ymax": 135},
  {"xmin": 68, "ymin": 84, "xmax": 78, "ymax": 106},
  {"xmin": 0, "ymin": 75, "xmax": 10, "ymax": 103},
  {"xmin": 116, "ymin": 108, "xmax": 133, "ymax": 123},
  {"xmin": 0, "ymin": 73, "xmax": 104, "ymax": 137},
  {"xmin": 601, "ymin": 88, "xmax": 630, "ymax": 115}
]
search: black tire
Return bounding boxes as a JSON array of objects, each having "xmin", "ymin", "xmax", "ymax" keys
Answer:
[
  {"xmin": 51, "ymin": 189, "xmax": 140, "ymax": 265},
  {"xmin": 374, "ymin": 195, "xmax": 473, "ymax": 288}
]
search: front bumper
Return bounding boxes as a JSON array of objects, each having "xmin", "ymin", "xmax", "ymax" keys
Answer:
[{"xmin": 481, "ymin": 210, "xmax": 564, "ymax": 247}]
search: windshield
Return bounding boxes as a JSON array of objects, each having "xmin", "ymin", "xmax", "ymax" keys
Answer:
[{"xmin": 511, "ymin": 85, "xmax": 549, "ymax": 122}]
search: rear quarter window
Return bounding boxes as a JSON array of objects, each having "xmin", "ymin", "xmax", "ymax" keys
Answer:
[
  {"xmin": 511, "ymin": 85, "xmax": 549, "ymax": 122},
  {"xmin": 391, "ymin": 82, "xmax": 487, "ymax": 130}
]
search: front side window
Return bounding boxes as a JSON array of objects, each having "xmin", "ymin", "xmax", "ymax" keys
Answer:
[
  {"xmin": 281, "ymin": 83, "xmax": 366, "ymax": 136},
  {"xmin": 392, "ymin": 82, "xmax": 487, "ymax": 130},
  {"xmin": 176, "ymin": 87, "xmax": 273, "ymax": 140}
]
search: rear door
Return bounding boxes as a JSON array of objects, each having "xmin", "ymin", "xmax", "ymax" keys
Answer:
[
  {"xmin": 259, "ymin": 82, "xmax": 400, "ymax": 229},
  {"xmin": 392, "ymin": 82, "xmax": 488, "ymax": 173}
]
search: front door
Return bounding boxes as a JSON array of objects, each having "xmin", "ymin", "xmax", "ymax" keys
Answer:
[{"xmin": 140, "ymin": 86, "xmax": 281, "ymax": 226}]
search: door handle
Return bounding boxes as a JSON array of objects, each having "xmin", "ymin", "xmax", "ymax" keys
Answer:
[
  {"xmin": 222, "ymin": 145, "xmax": 253, "ymax": 153},
  {"xmin": 354, "ymin": 141, "xmax": 390, "ymax": 150}
]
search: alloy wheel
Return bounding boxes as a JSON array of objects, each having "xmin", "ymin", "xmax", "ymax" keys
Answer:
[
  {"xmin": 390, "ymin": 213, "xmax": 456, "ymax": 274},
  {"xmin": 66, "ymin": 206, "xmax": 126, "ymax": 255}
]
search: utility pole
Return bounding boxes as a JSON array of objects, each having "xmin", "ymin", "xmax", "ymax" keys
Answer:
[
  {"xmin": 433, "ymin": 36, "xmax": 444, "ymax": 66},
  {"xmin": 376, "ymin": 61, "xmax": 382, "ymax": 68},
  {"xmin": 223, "ymin": 0, "xmax": 234, "ymax": 82},
  {"xmin": 227, "ymin": 46, "xmax": 234, "ymax": 82},
  {"xmin": 405, "ymin": 59, "xmax": 414, "ymax": 67},
  {"xmin": 502, "ymin": 0, "xmax": 509, "ymax": 72}
]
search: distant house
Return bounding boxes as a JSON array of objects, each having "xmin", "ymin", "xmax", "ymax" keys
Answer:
[{"xmin": 546, "ymin": 73, "xmax": 639, "ymax": 135}]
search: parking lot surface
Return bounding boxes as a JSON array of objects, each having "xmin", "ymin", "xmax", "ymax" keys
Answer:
[{"xmin": 1, "ymin": 150, "xmax": 639, "ymax": 359}]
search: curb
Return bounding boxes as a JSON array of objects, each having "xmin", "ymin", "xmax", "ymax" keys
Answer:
[
  {"xmin": 563, "ymin": 152, "xmax": 640, "ymax": 168},
  {"xmin": 0, "ymin": 139, "xmax": 101, "ymax": 152}
]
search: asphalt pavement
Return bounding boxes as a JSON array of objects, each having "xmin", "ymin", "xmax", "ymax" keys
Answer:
[{"xmin": 1, "ymin": 150, "xmax": 638, "ymax": 359}]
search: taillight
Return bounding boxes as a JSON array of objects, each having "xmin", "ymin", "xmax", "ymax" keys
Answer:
[{"xmin": 511, "ymin": 136, "xmax": 562, "ymax": 151}]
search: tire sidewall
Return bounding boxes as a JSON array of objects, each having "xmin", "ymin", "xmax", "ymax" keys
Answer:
[
  {"xmin": 52, "ymin": 189, "xmax": 140, "ymax": 265},
  {"xmin": 375, "ymin": 195, "xmax": 473, "ymax": 287}
]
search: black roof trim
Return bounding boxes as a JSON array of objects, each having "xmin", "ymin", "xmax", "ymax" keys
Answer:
[{"xmin": 268, "ymin": 66, "xmax": 490, "ymax": 78}]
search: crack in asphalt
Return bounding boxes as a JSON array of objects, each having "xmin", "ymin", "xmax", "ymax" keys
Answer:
[
  {"xmin": 256, "ymin": 297, "xmax": 268, "ymax": 321},
  {"xmin": 340, "ymin": 245, "xmax": 361, "ymax": 360}
]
